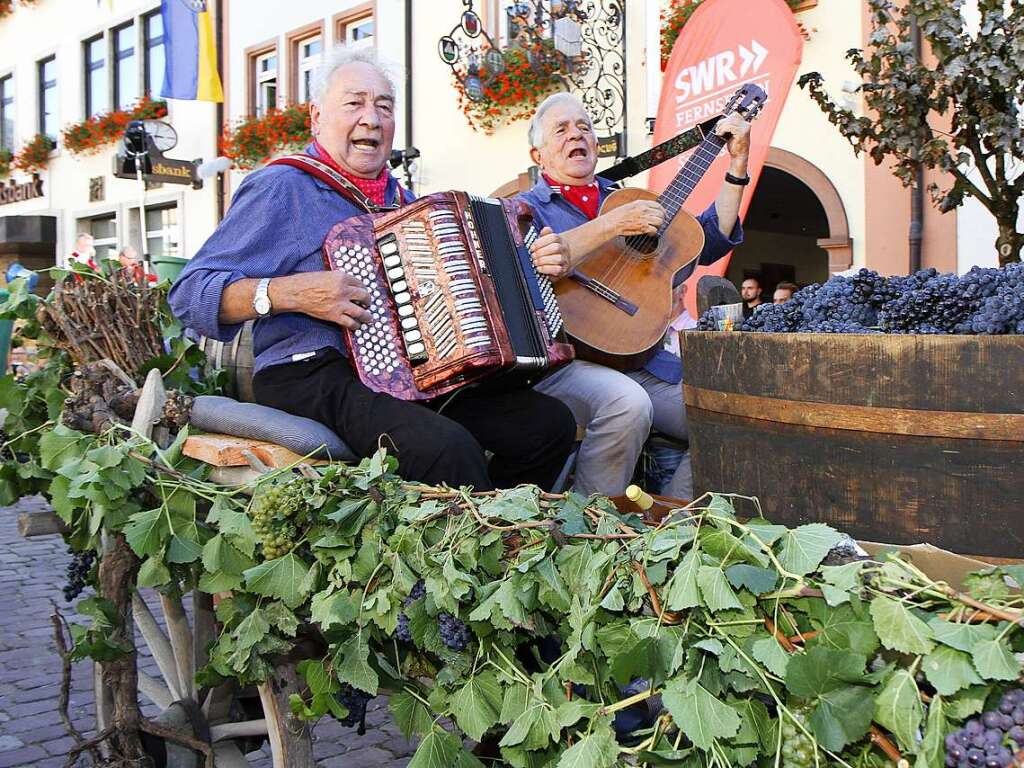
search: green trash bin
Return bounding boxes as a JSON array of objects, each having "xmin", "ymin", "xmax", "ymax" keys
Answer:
[{"xmin": 151, "ymin": 255, "xmax": 189, "ymax": 283}]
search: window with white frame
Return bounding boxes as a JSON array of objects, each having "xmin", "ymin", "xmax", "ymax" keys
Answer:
[
  {"xmin": 38, "ymin": 55, "xmax": 57, "ymax": 142},
  {"xmin": 339, "ymin": 14, "xmax": 374, "ymax": 48},
  {"xmin": 78, "ymin": 213, "xmax": 118, "ymax": 263},
  {"xmin": 0, "ymin": 75, "xmax": 13, "ymax": 152},
  {"xmin": 143, "ymin": 10, "xmax": 165, "ymax": 98},
  {"xmin": 296, "ymin": 36, "xmax": 322, "ymax": 104},
  {"xmin": 255, "ymin": 51, "xmax": 278, "ymax": 116},
  {"xmin": 114, "ymin": 21, "xmax": 138, "ymax": 110},
  {"xmin": 144, "ymin": 204, "xmax": 179, "ymax": 259},
  {"xmin": 84, "ymin": 35, "xmax": 108, "ymax": 118}
]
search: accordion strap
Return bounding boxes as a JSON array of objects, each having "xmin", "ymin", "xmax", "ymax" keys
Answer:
[{"xmin": 269, "ymin": 154, "xmax": 399, "ymax": 213}]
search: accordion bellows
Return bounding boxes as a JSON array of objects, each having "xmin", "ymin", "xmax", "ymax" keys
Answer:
[{"xmin": 323, "ymin": 191, "xmax": 573, "ymax": 401}]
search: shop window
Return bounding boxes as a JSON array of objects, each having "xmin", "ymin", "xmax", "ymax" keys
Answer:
[
  {"xmin": 79, "ymin": 212, "xmax": 118, "ymax": 263},
  {"xmin": 144, "ymin": 204, "xmax": 179, "ymax": 259},
  {"xmin": 84, "ymin": 35, "xmax": 108, "ymax": 119},
  {"xmin": 143, "ymin": 10, "xmax": 165, "ymax": 98},
  {"xmin": 113, "ymin": 21, "xmax": 138, "ymax": 110},
  {"xmin": 0, "ymin": 74, "xmax": 13, "ymax": 152},
  {"xmin": 37, "ymin": 55, "xmax": 57, "ymax": 143}
]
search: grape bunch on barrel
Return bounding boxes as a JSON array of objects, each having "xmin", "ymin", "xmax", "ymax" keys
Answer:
[{"xmin": 945, "ymin": 689, "xmax": 1024, "ymax": 767}]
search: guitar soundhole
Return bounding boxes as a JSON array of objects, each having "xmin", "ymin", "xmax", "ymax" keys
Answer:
[{"xmin": 624, "ymin": 233, "xmax": 659, "ymax": 256}]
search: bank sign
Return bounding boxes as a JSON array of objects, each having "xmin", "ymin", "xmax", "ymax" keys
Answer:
[{"xmin": 0, "ymin": 175, "xmax": 45, "ymax": 206}]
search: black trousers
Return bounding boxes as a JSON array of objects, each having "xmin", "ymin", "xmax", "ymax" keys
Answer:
[{"xmin": 253, "ymin": 350, "xmax": 577, "ymax": 491}]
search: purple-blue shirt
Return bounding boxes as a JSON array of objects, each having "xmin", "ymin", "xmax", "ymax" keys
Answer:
[
  {"xmin": 168, "ymin": 146, "xmax": 412, "ymax": 374},
  {"xmin": 516, "ymin": 176, "xmax": 743, "ymax": 382}
]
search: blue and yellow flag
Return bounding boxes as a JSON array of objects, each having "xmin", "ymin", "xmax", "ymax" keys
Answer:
[{"xmin": 160, "ymin": 0, "xmax": 223, "ymax": 102}]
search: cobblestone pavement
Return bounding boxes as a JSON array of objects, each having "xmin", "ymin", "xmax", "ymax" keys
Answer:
[{"xmin": 0, "ymin": 497, "xmax": 417, "ymax": 767}]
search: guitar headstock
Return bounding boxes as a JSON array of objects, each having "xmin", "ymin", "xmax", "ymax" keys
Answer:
[{"xmin": 723, "ymin": 84, "xmax": 768, "ymax": 122}]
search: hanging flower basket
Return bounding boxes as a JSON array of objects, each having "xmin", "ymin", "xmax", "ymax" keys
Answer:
[
  {"xmin": 0, "ymin": 0, "xmax": 39, "ymax": 20},
  {"xmin": 220, "ymin": 103, "xmax": 312, "ymax": 169},
  {"xmin": 61, "ymin": 97, "xmax": 168, "ymax": 156},
  {"xmin": 454, "ymin": 42, "xmax": 566, "ymax": 134},
  {"xmin": 13, "ymin": 134, "xmax": 53, "ymax": 174},
  {"xmin": 661, "ymin": 0, "xmax": 809, "ymax": 68},
  {"xmin": 0, "ymin": 148, "xmax": 12, "ymax": 178}
]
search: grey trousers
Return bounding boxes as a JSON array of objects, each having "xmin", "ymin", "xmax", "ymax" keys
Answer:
[{"xmin": 534, "ymin": 361, "xmax": 692, "ymax": 499}]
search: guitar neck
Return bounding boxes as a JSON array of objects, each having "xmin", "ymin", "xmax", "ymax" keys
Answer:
[{"xmin": 656, "ymin": 132, "xmax": 727, "ymax": 229}]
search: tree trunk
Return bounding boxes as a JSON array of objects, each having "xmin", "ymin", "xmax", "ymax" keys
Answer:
[
  {"xmin": 99, "ymin": 532, "xmax": 148, "ymax": 761},
  {"xmin": 996, "ymin": 216, "xmax": 1022, "ymax": 266}
]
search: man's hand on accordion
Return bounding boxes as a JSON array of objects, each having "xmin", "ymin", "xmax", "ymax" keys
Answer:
[
  {"xmin": 529, "ymin": 226, "xmax": 573, "ymax": 279},
  {"xmin": 276, "ymin": 270, "xmax": 373, "ymax": 330}
]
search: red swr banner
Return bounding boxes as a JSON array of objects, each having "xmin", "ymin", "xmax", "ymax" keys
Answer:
[{"xmin": 649, "ymin": 0, "xmax": 804, "ymax": 313}]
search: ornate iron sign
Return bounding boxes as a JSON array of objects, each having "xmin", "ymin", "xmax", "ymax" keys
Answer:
[{"xmin": 438, "ymin": 0, "xmax": 627, "ymax": 155}]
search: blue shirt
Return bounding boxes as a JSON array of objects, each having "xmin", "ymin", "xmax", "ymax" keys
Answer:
[
  {"xmin": 516, "ymin": 176, "xmax": 744, "ymax": 383},
  {"xmin": 168, "ymin": 146, "xmax": 412, "ymax": 374}
]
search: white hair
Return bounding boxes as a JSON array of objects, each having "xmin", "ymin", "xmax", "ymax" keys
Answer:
[
  {"xmin": 310, "ymin": 46, "xmax": 400, "ymax": 105},
  {"xmin": 528, "ymin": 91, "xmax": 589, "ymax": 148}
]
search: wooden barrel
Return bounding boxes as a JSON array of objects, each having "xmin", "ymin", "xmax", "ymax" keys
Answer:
[
  {"xmin": 680, "ymin": 332, "xmax": 1024, "ymax": 559},
  {"xmin": 199, "ymin": 321, "xmax": 256, "ymax": 403}
]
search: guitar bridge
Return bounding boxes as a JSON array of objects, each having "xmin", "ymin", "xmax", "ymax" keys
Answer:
[{"xmin": 568, "ymin": 272, "xmax": 639, "ymax": 316}]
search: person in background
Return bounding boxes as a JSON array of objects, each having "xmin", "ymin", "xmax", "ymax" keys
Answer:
[
  {"xmin": 69, "ymin": 233, "xmax": 97, "ymax": 271},
  {"xmin": 773, "ymin": 280, "xmax": 797, "ymax": 304},
  {"xmin": 740, "ymin": 276, "xmax": 764, "ymax": 318},
  {"xmin": 118, "ymin": 245, "xmax": 157, "ymax": 284},
  {"xmin": 663, "ymin": 281, "xmax": 697, "ymax": 357}
]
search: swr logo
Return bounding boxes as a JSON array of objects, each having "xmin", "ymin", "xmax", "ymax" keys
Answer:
[{"xmin": 674, "ymin": 40, "xmax": 768, "ymax": 102}]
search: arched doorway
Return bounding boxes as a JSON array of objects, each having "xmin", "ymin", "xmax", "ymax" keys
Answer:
[{"xmin": 727, "ymin": 148, "xmax": 852, "ymax": 299}]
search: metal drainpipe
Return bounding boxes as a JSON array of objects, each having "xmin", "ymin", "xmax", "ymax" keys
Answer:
[
  {"xmin": 908, "ymin": 14, "xmax": 924, "ymax": 274},
  {"xmin": 404, "ymin": 0, "xmax": 414, "ymax": 190},
  {"xmin": 215, "ymin": 0, "xmax": 226, "ymax": 222}
]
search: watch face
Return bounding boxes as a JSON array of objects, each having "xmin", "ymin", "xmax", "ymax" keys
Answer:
[{"xmin": 254, "ymin": 296, "xmax": 271, "ymax": 315}]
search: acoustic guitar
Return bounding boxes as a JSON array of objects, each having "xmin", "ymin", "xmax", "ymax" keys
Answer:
[{"xmin": 554, "ymin": 84, "xmax": 767, "ymax": 371}]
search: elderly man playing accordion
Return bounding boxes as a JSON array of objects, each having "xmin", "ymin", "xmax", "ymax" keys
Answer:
[
  {"xmin": 169, "ymin": 48, "xmax": 575, "ymax": 491},
  {"xmin": 518, "ymin": 92, "xmax": 751, "ymax": 499}
]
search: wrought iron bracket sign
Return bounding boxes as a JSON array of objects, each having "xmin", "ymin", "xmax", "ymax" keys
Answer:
[{"xmin": 438, "ymin": 0, "xmax": 626, "ymax": 153}]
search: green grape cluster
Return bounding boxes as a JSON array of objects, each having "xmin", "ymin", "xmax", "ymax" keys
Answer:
[
  {"xmin": 250, "ymin": 481, "xmax": 308, "ymax": 559},
  {"xmin": 780, "ymin": 706, "xmax": 817, "ymax": 768}
]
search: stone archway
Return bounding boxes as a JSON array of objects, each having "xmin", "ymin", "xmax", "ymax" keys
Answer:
[{"xmin": 763, "ymin": 147, "xmax": 852, "ymax": 273}]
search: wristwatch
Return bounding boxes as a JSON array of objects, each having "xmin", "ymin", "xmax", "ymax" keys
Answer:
[
  {"xmin": 725, "ymin": 171, "xmax": 751, "ymax": 186},
  {"xmin": 253, "ymin": 277, "xmax": 272, "ymax": 317}
]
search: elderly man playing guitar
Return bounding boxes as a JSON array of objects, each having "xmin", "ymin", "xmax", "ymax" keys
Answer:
[
  {"xmin": 519, "ymin": 92, "xmax": 752, "ymax": 499},
  {"xmin": 170, "ymin": 47, "xmax": 575, "ymax": 491}
]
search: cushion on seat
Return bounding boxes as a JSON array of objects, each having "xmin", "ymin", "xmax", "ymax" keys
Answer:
[{"xmin": 189, "ymin": 395, "xmax": 356, "ymax": 461}]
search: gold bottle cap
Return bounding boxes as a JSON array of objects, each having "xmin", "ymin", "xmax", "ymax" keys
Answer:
[{"xmin": 625, "ymin": 485, "xmax": 654, "ymax": 509}]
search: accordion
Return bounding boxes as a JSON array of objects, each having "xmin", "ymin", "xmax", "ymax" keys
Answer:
[{"xmin": 323, "ymin": 191, "xmax": 573, "ymax": 401}]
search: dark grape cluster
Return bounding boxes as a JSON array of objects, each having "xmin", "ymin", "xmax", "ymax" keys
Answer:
[
  {"xmin": 696, "ymin": 264, "xmax": 1024, "ymax": 336},
  {"xmin": 63, "ymin": 547, "xmax": 96, "ymax": 602},
  {"xmin": 394, "ymin": 580, "xmax": 427, "ymax": 643},
  {"xmin": 944, "ymin": 689, "xmax": 1024, "ymax": 768},
  {"xmin": 438, "ymin": 611, "xmax": 471, "ymax": 651},
  {"xmin": 334, "ymin": 683, "xmax": 373, "ymax": 730},
  {"xmin": 250, "ymin": 480, "xmax": 313, "ymax": 559}
]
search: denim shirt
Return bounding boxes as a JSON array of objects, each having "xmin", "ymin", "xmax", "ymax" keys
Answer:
[
  {"xmin": 168, "ymin": 146, "xmax": 412, "ymax": 374},
  {"xmin": 516, "ymin": 176, "xmax": 744, "ymax": 383}
]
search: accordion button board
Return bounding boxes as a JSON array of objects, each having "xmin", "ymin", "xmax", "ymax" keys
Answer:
[{"xmin": 323, "ymin": 191, "xmax": 573, "ymax": 401}]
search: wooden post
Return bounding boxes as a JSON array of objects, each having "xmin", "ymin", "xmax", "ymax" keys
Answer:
[{"xmin": 257, "ymin": 660, "xmax": 315, "ymax": 768}]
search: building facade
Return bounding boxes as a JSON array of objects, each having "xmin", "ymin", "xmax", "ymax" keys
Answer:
[{"xmin": 0, "ymin": 0, "xmax": 1014, "ymax": 293}]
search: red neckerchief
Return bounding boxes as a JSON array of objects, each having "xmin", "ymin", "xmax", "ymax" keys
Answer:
[
  {"xmin": 312, "ymin": 140, "xmax": 390, "ymax": 208},
  {"xmin": 543, "ymin": 173, "xmax": 600, "ymax": 220}
]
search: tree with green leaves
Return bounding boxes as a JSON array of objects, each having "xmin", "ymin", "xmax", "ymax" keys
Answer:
[{"xmin": 799, "ymin": 0, "xmax": 1023, "ymax": 265}]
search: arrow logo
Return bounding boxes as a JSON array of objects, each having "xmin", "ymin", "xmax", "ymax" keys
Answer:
[{"xmin": 738, "ymin": 40, "xmax": 768, "ymax": 77}]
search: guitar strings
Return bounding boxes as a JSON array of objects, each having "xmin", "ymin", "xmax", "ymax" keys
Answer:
[{"xmin": 596, "ymin": 135, "xmax": 725, "ymax": 295}]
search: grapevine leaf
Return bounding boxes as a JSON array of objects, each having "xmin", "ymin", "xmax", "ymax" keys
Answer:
[
  {"xmin": 243, "ymin": 552, "xmax": 313, "ymax": 609},
  {"xmin": 389, "ymin": 690, "xmax": 434, "ymax": 739},
  {"xmin": 725, "ymin": 564, "xmax": 778, "ymax": 595},
  {"xmin": 554, "ymin": 494, "xmax": 589, "ymax": 536},
  {"xmin": 611, "ymin": 635, "xmax": 669, "ymax": 686},
  {"xmin": 468, "ymin": 578, "xmax": 531, "ymax": 630},
  {"xmin": 124, "ymin": 507, "xmax": 169, "ymax": 558},
  {"xmin": 922, "ymin": 646, "xmax": 983, "ymax": 696},
  {"xmin": 137, "ymin": 556, "xmax": 171, "ymax": 588},
  {"xmin": 478, "ymin": 487, "xmax": 541, "ymax": 522},
  {"xmin": 408, "ymin": 729, "xmax": 463, "ymax": 768},
  {"xmin": 786, "ymin": 646, "xmax": 867, "ymax": 697},
  {"xmin": 662, "ymin": 678, "xmax": 741, "ymax": 749},
  {"xmin": 498, "ymin": 702, "xmax": 560, "ymax": 750},
  {"xmin": 971, "ymin": 638, "xmax": 1021, "ymax": 681},
  {"xmin": 697, "ymin": 566, "xmax": 743, "ymax": 612},
  {"xmin": 600, "ymin": 584, "xmax": 625, "ymax": 612},
  {"xmin": 199, "ymin": 570, "xmax": 241, "ymax": 593},
  {"xmin": 206, "ymin": 498, "xmax": 257, "ymax": 556},
  {"xmin": 233, "ymin": 607, "xmax": 270, "ymax": 653},
  {"xmin": 874, "ymin": 669, "xmax": 923, "ymax": 753},
  {"xmin": 450, "ymin": 671, "xmax": 503, "ymax": 741},
  {"xmin": 927, "ymin": 617, "xmax": 997, "ymax": 652},
  {"xmin": 264, "ymin": 602, "xmax": 299, "ymax": 636},
  {"xmin": 808, "ymin": 685, "xmax": 875, "ymax": 752},
  {"xmin": 554, "ymin": 724, "xmax": 619, "ymax": 768},
  {"xmin": 751, "ymin": 636, "xmax": 790, "ymax": 678},
  {"xmin": 336, "ymin": 634, "xmax": 378, "ymax": 695},
  {"xmin": 870, "ymin": 596, "xmax": 935, "ymax": 655},
  {"xmin": 39, "ymin": 424, "xmax": 87, "ymax": 471},
  {"xmin": 820, "ymin": 561, "xmax": 866, "ymax": 606},
  {"xmin": 945, "ymin": 685, "xmax": 990, "ymax": 720},
  {"xmin": 915, "ymin": 696, "xmax": 947, "ymax": 768},
  {"xmin": 310, "ymin": 589, "xmax": 359, "ymax": 630},
  {"xmin": 665, "ymin": 547, "xmax": 701, "ymax": 610},
  {"xmin": 166, "ymin": 534, "xmax": 203, "ymax": 564},
  {"xmin": 499, "ymin": 684, "xmax": 531, "ymax": 725},
  {"xmin": 202, "ymin": 534, "xmax": 255, "ymax": 575},
  {"xmin": 806, "ymin": 600, "xmax": 879, "ymax": 656},
  {"xmin": 776, "ymin": 523, "xmax": 843, "ymax": 576}
]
